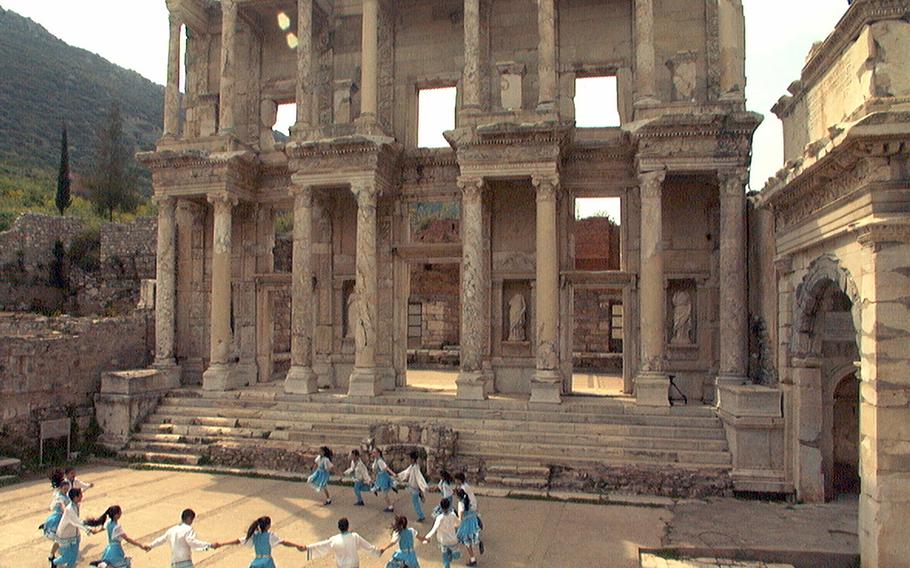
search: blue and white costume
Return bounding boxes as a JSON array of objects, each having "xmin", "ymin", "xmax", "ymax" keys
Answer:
[
  {"xmin": 53, "ymin": 501, "xmax": 92, "ymax": 567},
  {"xmin": 425, "ymin": 508, "xmax": 461, "ymax": 568},
  {"xmin": 432, "ymin": 480, "xmax": 454, "ymax": 518},
  {"xmin": 99, "ymin": 520, "xmax": 130, "ymax": 568},
  {"xmin": 240, "ymin": 531, "xmax": 282, "ymax": 568},
  {"xmin": 42, "ymin": 491, "xmax": 70, "ymax": 541},
  {"xmin": 385, "ymin": 527, "xmax": 420, "ymax": 568},
  {"xmin": 343, "ymin": 459, "xmax": 372, "ymax": 505},
  {"xmin": 455, "ymin": 500, "xmax": 481, "ymax": 547},
  {"xmin": 397, "ymin": 463, "xmax": 428, "ymax": 522},
  {"xmin": 307, "ymin": 455, "xmax": 333, "ymax": 492},
  {"xmin": 371, "ymin": 457, "xmax": 395, "ymax": 493}
]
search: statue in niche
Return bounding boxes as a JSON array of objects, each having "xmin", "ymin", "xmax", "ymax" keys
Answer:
[
  {"xmin": 671, "ymin": 289, "xmax": 693, "ymax": 345},
  {"xmin": 345, "ymin": 291, "xmax": 359, "ymax": 339},
  {"xmin": 507, "ymin": 293, "xmax": 527, "ymax": 342}
]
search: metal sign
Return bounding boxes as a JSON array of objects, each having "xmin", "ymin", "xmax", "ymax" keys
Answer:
[{"xmin": 39, "ymin": 417, "xmax": 72, "ymax": 466}]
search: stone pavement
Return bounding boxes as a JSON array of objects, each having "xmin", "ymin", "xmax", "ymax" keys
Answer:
[{"xmin": 0, "ymin": 465, "xmax": 858, "ymax": 567}]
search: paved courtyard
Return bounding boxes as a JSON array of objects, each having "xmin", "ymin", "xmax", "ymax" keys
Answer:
[{"xmin": 1, "ymin": 465, "xmax": 857, "ymax": 567}]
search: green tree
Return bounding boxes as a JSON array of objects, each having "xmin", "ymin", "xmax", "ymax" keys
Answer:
[
  {"xmin": 85, "ymin": 103, "xmax": 140, "ymax": 221},
  {"xmin": 55, "ymin": 123, "xmax": 71, "ymax": 215}
]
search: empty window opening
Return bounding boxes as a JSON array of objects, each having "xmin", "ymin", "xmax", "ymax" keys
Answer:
[
  {"xmin": 417, "ymin": 86, "xmax": 456, "ymax": 148},
  {"xmin": 574, "ymin": 76, "xmax": 620, "ymax": 128},
  {"xmin": 273, "ymin": 102, "xmax": 296, "ymax": 141},
  {"xmin": 575, "ymin": 197, "xmax": 621, "ymax": 271},
  {"xmin": 179, "ymin": 25, "xmax": 187, "ymax": 93}
]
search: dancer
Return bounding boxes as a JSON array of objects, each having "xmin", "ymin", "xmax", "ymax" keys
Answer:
[
  {"xmin": 65, "ymin": 467, "xmax": 94, "ymax": 492},
  {"xmin": 343, "ymin": 449, "xmax": 372, "ymax": 507},
  {"xmin": 147, "ymin": 509, "xmax": 212, "ymax": 568},
  {"xmin": 454, "ymin": 472, "xmax": 483, "ymax": 530},
  {"xmin": 423, "ymin": 498, "xmax": 461, "ymax": 568},
  {"xmin": 211, "ymin": 516, "xmax": 305, "ymax": 567},
  {"xmin": 431, "ymin": 470, "xmax": 454, "ymax": 518},
  {"xmin": 370, "ymin": 448, "xmax": 396, "ymax": 513},
  {"xmin": 454, "ymin": 489, "xmax": 482, "ymax": 567},
  {"xmin": 307, "ymin": 446, "xmax": 335, "ymax": 506},
  {"xmin": 303, "ymin": 517, "xmax": 382, "ymax": 567},
  {"xmin": 396, "ymin": 451, "xmax": 428, "ymax": 522},
  {"xmin": 54, "ymin": 488, "xmax": 101, "ymax": 568},
  {"xmin": 380, "ymin": 515, "xmax": 423, "ymax": 568},
  {"xmin": 86, "ymin": 506, "xmax": 150, "ymax": 568},
  {"xmin": 39, "ymin": 470, "xmax": 71, "ymax": 561}
]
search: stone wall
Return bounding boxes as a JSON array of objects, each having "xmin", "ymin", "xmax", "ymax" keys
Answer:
[
  {"xmin": 574, "ymin": 216, "xmax": 621, "ymax": 271},
  {"xmin": 409, "ymin": 264, "xmax": 460, "ymax": 350},
  {"xmin": 0, "ymin": 312, "xmax": 154, "ymax": 459},
  {"xmin": 0, "ymin": 213, "xmax": 157, "ymax": 315}
]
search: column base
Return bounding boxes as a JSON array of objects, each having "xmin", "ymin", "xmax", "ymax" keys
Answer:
[
  {"xmin": 285, "ymin": 365, "xmax": 318, "ymax": 394},
  {"xmin": 348, "ymin": 367, "xmax": 384, "ymax": 397},
  {"xmin": 202, "ymin": 363, "xmax": 245, "ymax": 391},
  {"xmin": 151, "ymin": 360, "xmax": 182, "ymax": 390},
  {"xmin": 635, "ymin": 372, "xmax": 670, "ymax": 406},
  {"xmin": 530, "ymin": 369, "xmax": 562, "ymax": 404},
  {"xmin": 456, "ymin": 371, "xmax": 491, "ymax": 400}
]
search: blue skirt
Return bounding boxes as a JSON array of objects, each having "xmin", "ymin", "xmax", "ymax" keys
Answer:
[
  {"xmin": 308, "ymin": 468, "xmax": 330, "ymax": 491},
  {"xmin": 250, "ymin": 556, "xmax": 276, "ymax": 568},
  {"xmin": 43, "ymin": 510, "xmax": 63, "ymax": 540},
  {"xmin": 101, "ymin": 542, "xmax": 130, "ymax": 567},
  {"xmin": 386, "ymin": 549, "xmax": 419, "ymax": 568},
  {"xmin": 53, "ymin": 535, "xmax": 80, "ymax": 567},
  {"xmin": 372, "ymin": 471, "xmax": 394, "ymax": 492},
  {"xmin": 456, "ymin": 511, "xmax": 481, "ymax": 546}
]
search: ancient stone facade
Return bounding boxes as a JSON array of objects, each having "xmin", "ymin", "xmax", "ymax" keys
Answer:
[
  {"xmin": 148, "ymin": 0, "xmax": 758, "ymax": 406},
  {"xmin": 757, "ymin": 2, "xmax": 910, "ymax": 565}
]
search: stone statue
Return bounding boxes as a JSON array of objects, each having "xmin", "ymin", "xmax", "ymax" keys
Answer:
[
  {"xmin": 671, "ymin": 289, "xmax": 693, "ymax": 344},
  {"xmin": 507, "ymin": 293, "xmax": 527, "ymax": 342},
  {"xmin": 345, "ymin": 291, "xmax": 358, "ymax": 339}
]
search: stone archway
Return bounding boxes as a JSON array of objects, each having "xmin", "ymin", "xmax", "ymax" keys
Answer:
[{"xmin": 790, "ymin": 254, "xmax": 861, "ymax": 502}]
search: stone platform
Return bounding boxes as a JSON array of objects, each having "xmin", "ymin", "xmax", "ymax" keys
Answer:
[{"xmin": 120, "ymin": 382, "xmax": 734, "ymax": 498}]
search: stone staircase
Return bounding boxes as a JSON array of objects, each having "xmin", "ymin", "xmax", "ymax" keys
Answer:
[{"xmin": 121, "ymin": 385, "xmax": 732, "ymax": 495}]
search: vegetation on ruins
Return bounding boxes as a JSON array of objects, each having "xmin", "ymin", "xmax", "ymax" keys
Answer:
[{"xmin": 84, "ymin": 104, "xmax": 141, "ymax": 222}]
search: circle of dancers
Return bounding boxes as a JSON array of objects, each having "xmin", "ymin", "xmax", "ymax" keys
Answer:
[{"xmin": 38, "ymin": 448, "xmax": 486, "ymax": 568}]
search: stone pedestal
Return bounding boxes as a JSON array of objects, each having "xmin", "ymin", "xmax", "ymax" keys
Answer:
[
  {"xmin": 94, "ymin": 369, "xmax": 179, "ymax": 449},
  {"xmin": 717, "ymin": 383, "xmax": 787, "ymax": 492},
  {"xmin": 635, "ymin": 372, "xmax": 670, "ymax": 406}
]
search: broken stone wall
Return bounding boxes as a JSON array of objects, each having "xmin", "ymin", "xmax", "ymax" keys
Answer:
[{"xmin": 0, "ymin": 312, "xmax": 154, "ymax": 460}]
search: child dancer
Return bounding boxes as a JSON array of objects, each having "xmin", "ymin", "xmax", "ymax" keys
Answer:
[
  {"xmin": 370, "ymin": 448, "xmax": 396, "ymax": 512},
  {"xmin": 397, "ymin": 451, "xmax": 428, "ymax": 522},
  {"xmin": 380, "ymin": 515, "xmax": 423, "ymax": 568},
  {"xmin": 303, "ymin": 517, "xmax": 383, "ymax": 566},
  {"xmin": 454, "ymin": 472, "xmax": 483, "ymax": 531},
  {"xmin": 54, "ymin": 488, "xmax": 101, "ymax": 568},
  {"xmin": 432, "ymin": 470, "xmax": 454, "ymax": 518},
  {"xmin": 307, "ymin": 446, "xmax": 335, "ymax": 506},
  {"xmin": 454, "ymin": 489, "xmax": 482, "ymax": 567},
  {"xmin": 147, "ymin": 508, "xmax": 212, "ymax": 568},
  {"xmin": 343, "ymin": 449, "xmax": 372, "ymax": 506},
  {"xmin": 211, "ymin": 515, "xmax": 305, "ymax": 568},
  {"xmin": 39, "ymin": 470, "xmax": 71, "ymax": 561},
  {"xmin": 423, "ymin": 498, "xmax": 461, "ymax": 568},
  {"xmin": 65, "ymin": 467, "xmax": 94, "ymax": 492},
  {"xmin": 86, "ymin": 505, "xmax": 150, "ymax": 568}
]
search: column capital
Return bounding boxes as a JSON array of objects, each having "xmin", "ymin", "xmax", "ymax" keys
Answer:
[
  {"xmin": 718, "ymin": 168, "xmax": 750, "ymax": 197},
  {"xmin": 351, "ymin": 179, "xmax": 377, "ymax": 207},
  {"xmin": 638, "ymin": 169, "xmax": 666, "ymax": 197},
  {"xmin": 532, "ymin": 174, "xmax": 560, "ymax": 201},
  {"xmin": 221, "ymin": 0, "xmax": 237, "ymax": 10},
  {"xmin": 773, "ymin": 255, "xmax": 794, "ymax": 276},
  {"xmin": 152, "ymin": 194, "xmax": 177, "ymax": 210},
  {"xmin": 207, "ymin": 192, "xmax": 238, "ymax": 209},
  {"xmin": 457, "ymin": 176, "xmax": 485, "ymax": 199},
  {"xmin": 291, "ymin": 184, "xmax": 314, "ymax": 205}
]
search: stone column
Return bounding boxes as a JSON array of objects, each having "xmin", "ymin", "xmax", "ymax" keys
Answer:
[
  {"xmin": 633, "ymin": 0, "xmax": 659, "ymax": 107},
  {"xmin": 462, "ymin": 0, "xmax": 481, "ymax": 113},
  {"xmin": 218, "ymin": 0, "xmax": 238, "ymax": 134},
  {"xmin": 202, "ymin": 193, "xmax": 239, "ymax": 391},
  {"xmin": 286, "ymin": 185, "xmax": 318, "ymax": 394},
  {"xmin": 537, "ymin": 0, "xmax": 557, "ymax": 111},
  {"xmin": 456, "ymin": 177, "xmax": 490, "ymax": 399},
  {"xmin": 635, "ymin": 169, "xmax": 669, "ymax": 406},
  {"xmin": 717, "ymin": 169, "xmax": 749, "ymax": 385},
  {"xmin": 359, "ymin": 0, "xmax": 379, "ymax": 120},
  {"xmin": 294, "ymin": 0, "xmax": 313, "ymax": 132},
  {"xmin": 530, "ymin": 174, "xmax": 562, "ymax": 403},
  {"xmin": 348, "ymin": 180, "xmax": 382, "ymax": 396},
  {"xmin": 153, "ymin": 195, "xmax": 178, "ymax": 370},
  {"xmin": 163, "ymin": 13, "xmax": 182, "ymax": 138}
]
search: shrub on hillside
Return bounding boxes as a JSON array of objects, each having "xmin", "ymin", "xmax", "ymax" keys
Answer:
[{"xmin": 68, "ymin": 226, "xmax": 101, "ymax": 272}]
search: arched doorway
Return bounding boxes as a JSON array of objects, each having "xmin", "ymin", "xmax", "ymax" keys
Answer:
[{"xmin": 831, "ymin": 371, "xmax": 860, "ymax": 497}]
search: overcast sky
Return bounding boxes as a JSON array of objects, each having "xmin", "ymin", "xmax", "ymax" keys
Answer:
[{"xmin": 2, "ymin": 0, "xmax": 848, "ymax": 195}]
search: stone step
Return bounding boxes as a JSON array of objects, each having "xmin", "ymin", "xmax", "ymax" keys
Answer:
[
  {"xmin": 482, "ymin": 474, "xmax": 549, "ymax": 489},
  {"xmin": 459, "ymin": 440, "xmax": 732, "ymax": 467},
  {"xmin": 126, "ymin": 440, "xmax": 209, "ymax": 454},
  {"xmin": 146, "ymin": 413, "xmax": 372, "ymax": 434},
  {"xmin": 0, "ymin": 457, "xmax": 21, "ymax": 475},
  {"xmin": 139, "ymin": 423, "xmax": 366, "ymax": 446},
  {"xmin": 155, "ymin": 399, "xmax": 723, "ymax": 429},
  {"xmin": 458, "ymin": 430, "xmax": 728, "ymax": 452},
  {"xmin": 485, "ymin": 462, "xmax": 551, "ymax": 477},
  {"xmin": 121, "ymin": 450, "xmax": 201, "ymax": 466}
]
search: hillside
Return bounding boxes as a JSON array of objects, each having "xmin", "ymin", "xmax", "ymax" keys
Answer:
[{"xmin": 0, "ymin": 6, "xmax": 164, "ymax": 175}]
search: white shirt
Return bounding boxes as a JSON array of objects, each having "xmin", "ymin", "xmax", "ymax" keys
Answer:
[
  {"xmin": 437, "ymin": 480, "xmax": 454, "ymax": 499},
  {"xmin": 50, "ymin": 491, "xmax": 67, "ymax": 512},
  {"xmin": 306, "ymin": 532, "xmax": 380, "ymax": 568},
  {"xmin": 315, "ymin": 455, "xmax": 333, "ymax": 471},
  {"xmin": 425, "ymin": 511, "xmax": 459, "ymax": 546},
  {"xmin": 460, "ymin": 482, "xmax": 479, "ymax": 511},
  {"xmin": 69, "ymin": 477, "xmax": 92, "ymax": 491},
  {"xmin": 239, "ymin": 532, "xmax": 282, "ymax": 548},
  {"xmin": 149, "ymin": 523, "xmax": 211, "ymax": 564},
  {"xmin": 397, "ymin": 463, "xmax": 428, "ymax": 492},
  {"xmin": 344, "ymin": 460, "xmax": 372, "ymax": 484},
  {"xmin": 372, "ymin": 457, "xmax": 391, "ymax": 476},
  {"xmin": 56, "ymin": 502, "xmax": 91, "ymax": 539}
]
